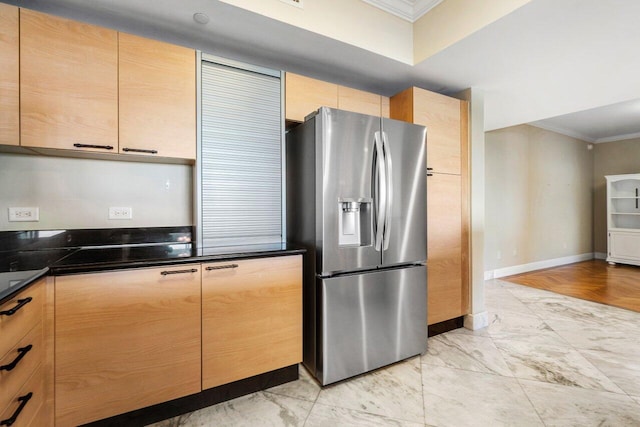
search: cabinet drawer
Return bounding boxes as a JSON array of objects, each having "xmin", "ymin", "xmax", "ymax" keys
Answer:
[
  {"xmin": 0, "ymin": 322, "xmax": 43, "ymax": 412},
  {"xmin": 0, "ymin": 281, "xmax": 44, "ymax": 359},
  {"xmin": 0, "ymin": 365, "xmax": 44, "ymax": 427}
]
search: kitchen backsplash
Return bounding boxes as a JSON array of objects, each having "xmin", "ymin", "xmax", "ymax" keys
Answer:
[{"xmin": 0, "ymin": 153, "xmax": 193, "ymax": 231}]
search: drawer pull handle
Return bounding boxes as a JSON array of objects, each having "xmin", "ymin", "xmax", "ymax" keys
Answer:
[
  {"xmin": 160, "ymin": 268, "xmax": 198, "ymax": 276},
  {"xmin": 206, "ymin": 264, "xmax": 239, "ymax": 271},
  {"xmin": 122, "ymin": 147, "xmax": 158, "ymax": 154},
  {"xmin": 73, "ymin": 143, "xmax": 114, "ymax": 150},
  {"xmin": 0, "ymin": 297, "xmax": 32, "ymax": 316},
  {"xmin": 0, "ymin": 392, "xmax": 33, "ymax": 426},
  {"xmin": 0, "ymin": 345, "xmax": 33, "ymax": 372}
]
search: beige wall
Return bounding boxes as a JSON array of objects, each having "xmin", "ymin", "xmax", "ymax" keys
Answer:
[
  {"xmin": 0, "ymin": 154, "xmax": 192, "ymax": 231},
  {"xmin": 219, "ymin": 0, "xmax": 413, "ymax": 64},
  {"xmin": 413, "ymin": 0, "xmax": 532, "ymax": 63},
  {"xmin": 592, "ymin": 138, "xmax": 640, "ymax": 254},
  {"xmin": 485, "ymin": 125, "xmax": 593, "ymax": 271}
]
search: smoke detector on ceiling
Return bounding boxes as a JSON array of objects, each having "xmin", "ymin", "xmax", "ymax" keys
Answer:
[
  {"xmin": 193, "ymin": 12, "xmax": 210, "ymax": 25},
  {"xmin": 280, "ymin": 0, "xmax": 303, "ymax": 8}
]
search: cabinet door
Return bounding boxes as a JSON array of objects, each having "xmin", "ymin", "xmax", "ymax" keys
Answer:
[
  {"xmin": 413, "ymin": 87, "xmax": 461, "ymax": 175},
  {"xmin": 0, "ymin": 3, "xmax": 19, "ymax": 146},
  {"xmin": 202, "ymin": 256, "xmax": 302, "ymax": 389},
  {"xmin": 427, "ymin": 173, "xmax": 463, "ymax": 325},
  {"xmin": 337, "ymin": 85, "xmax": 381, "ymax": 116},
  {"xmin": 54, "ymin": 266, "xmax": 201, "ymax": 426},
  {"xmin": 20, "ymin": 9, "xmax": 118, "ymax": 152},
  {"xmin": 285, "ymin": 73, "xmax": 337, "ymax": 122},
  {"xmin": 119, "ymin": 33, "xmax": 196, "ymax": 159},
  {"xmin": 609, "ymin": 231, "xmax": 640, "ymax": 264},
  {"xmin": 391, "ymin": 87, "xmax": 461, "ymax": 175}
]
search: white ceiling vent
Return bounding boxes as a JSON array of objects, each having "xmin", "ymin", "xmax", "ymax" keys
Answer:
[{"xmin": 280, "ymin": 0, "xmax": 303, "ymax": 8}]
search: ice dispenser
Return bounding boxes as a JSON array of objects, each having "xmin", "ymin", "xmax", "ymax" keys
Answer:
[{"xmin": 338, "ymin": 199, "xmax": 372, "ymax": 246}]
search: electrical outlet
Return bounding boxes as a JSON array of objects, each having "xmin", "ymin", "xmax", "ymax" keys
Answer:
[
  {"xmin": 8, "ymin": 207, "xmax": 39, "ymax": 222},
  {"xmin": 496, "ymin": 250, "xmax": 502, "ymax": 260},
  {"xmin": 108, "ymin": 207, "xmax": 133, "ymax": 220}
]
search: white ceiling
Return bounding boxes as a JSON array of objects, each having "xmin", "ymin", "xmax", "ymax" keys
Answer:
[
  {"xmin": 361, "ymin": 0, "xmax": 443, "ymax": 22},
  {"xmin": 5, "ymin": 0, "xmax": 640, "ymax": 142}
]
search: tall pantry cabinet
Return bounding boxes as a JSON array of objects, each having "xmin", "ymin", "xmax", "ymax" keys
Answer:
[{"xmin": 391, "ymin": 87, "xmax": 470, "ymax": 326}]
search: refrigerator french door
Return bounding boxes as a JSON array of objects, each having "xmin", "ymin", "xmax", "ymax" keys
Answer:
[{"xmin": 286, "ymin": 107, "xmax": 427, "ymax": 385}]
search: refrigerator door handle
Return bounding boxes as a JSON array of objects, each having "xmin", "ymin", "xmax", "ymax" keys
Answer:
[
  {"xmin": 373, "ymin": 131, "xmax": 387, "ymax": 251},
  {"xmin": 382, "ymin": 131, "xmax": 393, "ymax": 250}
]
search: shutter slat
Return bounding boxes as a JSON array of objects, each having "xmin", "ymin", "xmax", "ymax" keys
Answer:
[{"xmin": 200, "ymin": 61, "xmax": 282, "ymax": 247}]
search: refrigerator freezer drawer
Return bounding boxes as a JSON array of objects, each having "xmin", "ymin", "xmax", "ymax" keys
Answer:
[{"xmin": 318, "ymin": 265, "xmax": 427, "ymax": 385}]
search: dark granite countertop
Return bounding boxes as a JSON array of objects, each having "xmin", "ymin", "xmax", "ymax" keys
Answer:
[
  {"xmin": 48, "ymin": 242, "xmax": 305, "ymax": 275},
  {"xmin": 0, "ymin": 268, "xmax": 49, "ymax": 304},
  {"xmin": 0, "ymin": 227, "xmax": 304, "ymax": 304}
]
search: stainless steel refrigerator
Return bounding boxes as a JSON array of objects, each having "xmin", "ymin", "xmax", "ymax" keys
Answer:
[{"xmin": 286, "ymin": 107, "xmax": 427, "ymax": 385}]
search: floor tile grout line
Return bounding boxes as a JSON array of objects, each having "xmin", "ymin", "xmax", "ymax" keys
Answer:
[
  {"xmin": 420, "ymin": 354, "xmax": 428, "ymax": 427},
  {"xmin": 571, "ymin": 347, "xmax": 639, "ymax": 400},
  {"xmin": 490, "ymin": 279, "xmax": 637, "ymax": 398},
  {"xmin": 513, "ymin": 376, "xmax": 550, "ymax": 427}
]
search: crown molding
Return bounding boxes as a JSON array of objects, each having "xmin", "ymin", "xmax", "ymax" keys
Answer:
[
  {"xmin": 527, "ymin": 122, "xmax": 596, "ymax": 143},
  {"xmin": 361, "ymin": 0, "xmax": 443, "ymax": 23}
]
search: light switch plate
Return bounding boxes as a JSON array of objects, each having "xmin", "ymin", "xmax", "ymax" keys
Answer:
[
  {"xmin": 8, "ymin": 207, "xmax": 39, "ymax": 222},
  {"xmin": 109, "ymin": 207, "xmax": 133, "ymax": 220}
]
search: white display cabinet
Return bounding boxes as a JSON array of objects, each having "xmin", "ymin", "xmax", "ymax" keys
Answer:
[{"xmin": 606, "ymin": 174, "xmax": 640, "ymax": 266}]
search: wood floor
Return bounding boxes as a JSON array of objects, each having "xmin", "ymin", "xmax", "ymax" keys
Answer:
[{"xmin": 505, "ymin": 259, "xmax": 640, "ymax": 313}]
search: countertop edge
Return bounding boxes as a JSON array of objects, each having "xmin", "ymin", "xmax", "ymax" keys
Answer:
[
  {"xmin": 48, "ymin": 248, "xmax": 306, "ymax": 276},
  {"xmin": 0, "ymin": 267, "xmax": 49, "ymax": 305}
]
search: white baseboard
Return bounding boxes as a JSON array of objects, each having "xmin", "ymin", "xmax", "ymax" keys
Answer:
[
  {"xmin": 464, "ymin": 311, "xmax": 489, "ymax": 330},
  {"xmin": 485, "ymin": 252, "xmax": 594, "ymax": 279},
  {"xmin": 594, "ymin": 252, "xmax": 607, "ymax": 260}
]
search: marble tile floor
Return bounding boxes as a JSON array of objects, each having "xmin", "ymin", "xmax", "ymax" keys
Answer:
[{"xmin": 150, "ymin": 279, "xmax": 640, "ymax": 427}]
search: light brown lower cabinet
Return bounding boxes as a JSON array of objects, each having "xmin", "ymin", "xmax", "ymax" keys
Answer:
[
  {"xmin": 54, "ymin": 266, "xmax": 201, "ymax": 427},
  {"xmin": 1, "ymin": 278, "xmax": 50, "ymax": 427},
  {"xmin": 427, "ymin": 173, "xmax": 463, "ymax": 325},
  {"xmin": 202, "ymin": 256, "xmax": 302, "ymax": 389}
]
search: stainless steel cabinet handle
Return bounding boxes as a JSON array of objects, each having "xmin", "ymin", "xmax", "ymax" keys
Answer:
[
  {"xmin": 122, "ymin": 147, "xmax": 158, "ymax": 154},
  {"xmin": 73, "ymin": 143, "xmax": 114, "ymax": 150},
  {"xmin": 0, "ymin": 297, "xmax": 32, "ymax": 316},
  {"xmin": 0, "ymin": 345, "xmax": 33, "ymax": 372},
  {"xmin": 205, "ymin": 264, "xmax": 239, "ymax": 271},
  {"xmin": 381, "ymin": 131, "xmax": 393, "ymax": 251},
  {"xmin": 373, "ymin": 131, "xmax": 387, "ymax": 252},
  {"xmin": 160, "ymin": 268, "xmax": 198, "ymax": 276}
]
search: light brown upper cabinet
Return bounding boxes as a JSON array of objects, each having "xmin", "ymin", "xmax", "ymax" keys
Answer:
[
  {"xmin": 390, "ymin": 87, "xmax": 469, "ymax": 326},
  {"xmin": 285, "ymin": 73, "xmax": 338, "ymax": 122},
  {"xmin": 0, "ymin": 4, "xmax": 19, "ymax": 146},
  {"xmin": 337, "ymin": 86, "xmax": 381, "ymax": 117},
  {"xmin": 391, "ymin": 87, "xmax": 462, "ymax": 175},
  {"xmin": 119, "ymin": 34, "xmax": 196, "ymax": 160},
  {"xmin": 20, "ymin": 9, "xmax": 118, "ymax": 153},
  {"xmin": 285, "ymin": 72, "xmax": 389, "ymax": 122}
]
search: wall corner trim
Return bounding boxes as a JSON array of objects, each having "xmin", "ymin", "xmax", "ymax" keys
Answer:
[{"xmin": 463, "ymin": 311, "xmax": 489, "ymax": 331}]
